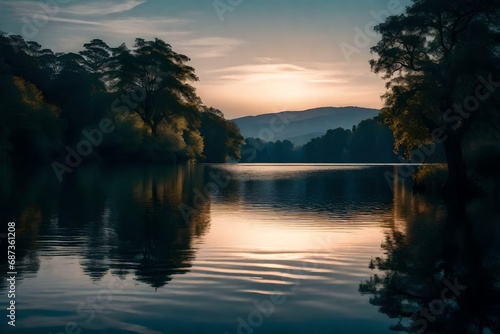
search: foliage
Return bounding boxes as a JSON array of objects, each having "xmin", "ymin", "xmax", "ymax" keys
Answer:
[
  {"xmin": 348, "ymin": 119, "xmax": 397, "ymax": 162},
  {"xmin": 0, "ymin": 34, "xmax": 243, "ymax": 165},
  {"xmin": 412, "ymin": 164, "xmax": 448, "ymax": 193},
  {"xmin": 106, "ymin": 38, "xmax": 200, "ymax": 136},
  {"xmin": 199, "ymin": 108, "xmax": 244, "ymax": 162},
  {"xmin": 371, "ymin": 0, "xmax": 500, "ymax": 189},
  {"xmin": 303, "ymin": 128, "xmax": 351, "ymax": 162},
  {"xmin": 240, "ymin": 118, "xmax": 402, "ymax": 163},
  {"xmin": 0, "ymin": 72, "xmax": 63, "ymax": 162}
]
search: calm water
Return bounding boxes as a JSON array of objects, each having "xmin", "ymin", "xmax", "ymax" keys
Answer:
[{"xmin": 0, "ymin": 164, "xmax": 499, "ymax": 334}]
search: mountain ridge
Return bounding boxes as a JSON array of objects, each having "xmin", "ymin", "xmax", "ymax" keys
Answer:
[{"xmin": 232, "ymin": 106, "xmax": 380, "ymax": 146}]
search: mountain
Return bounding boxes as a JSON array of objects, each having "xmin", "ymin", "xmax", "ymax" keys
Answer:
[{"xmin": 232, "ymin": 106, "xmax": 380, "ymax": 146}]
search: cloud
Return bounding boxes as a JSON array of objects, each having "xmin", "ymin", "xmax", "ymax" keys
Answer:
[
  {"xmin": 46, "ymin": 17, "xmax": 103, "ymax": 26},
  {"xmin": 59, "ymin": 0, "xmax": 147, "ymax": 16},
  {"xmin": 0, "ymin": 0, "xmax": 241, "ymax": 59},
  {"xmin": 178, "ymin": 37, "xmax": 243, "ymax": 58},
  {"xmin": 52, "ymin": 21, "xmax": 241, "ymax": 58},
  {"xmin": 0, "ymin": 1, "xmax": 43, "ymax": 18},
  {"xmin": 0, "ymin": 1, "xmax": 177, "ymax": 36},
  {"xmin": 33, "ymin": 16, "xmax": 190, "ymax": 45},
  {"xmin": 207, "ymin": 62, "xmax": 352, "ymax": 84},
  {"xmin": 37, "ymin": 17, "xmax": 240, "ymax": 59},
  {"xmin": 255, "ymin": 57, "xmax": 282, "ymax": 63},
  {"xmin": 0, "ymin": 0, "xmax": 146, "ymax": 17}
]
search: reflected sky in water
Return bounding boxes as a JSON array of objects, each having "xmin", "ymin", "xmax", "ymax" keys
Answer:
[{"xmin": 0, "ymin": 164, "xmax": 498, "ymax": 334}]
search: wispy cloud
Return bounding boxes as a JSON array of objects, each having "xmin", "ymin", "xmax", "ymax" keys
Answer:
[
  {"xmin": 54, "ymin": 21, "xmax": 241, "ymax": 58},
  {"xmin": 0, "ymin": 1, "xmax": 41, "ymax": 18},
  {"xmin": 59, "ymin": 0, "xmax": 147, "ymax": 16},
  {"xmin": 207, "ymin": 62, "xmax": 351, "ymax": 84},
  {"xmin": 41, "ymin": 17, "xmax": 240, "ymax": 58},
  {"xmin": 0, "ymin": 0, "xmax": 146, "ymax": 17},
  {"xmin": 46, "ymin": 17, "xmax": 191, "ymax": 39},
  {"xmin": 255, "ymin": 57, "xmax": 282, "ymax": 63},
  {"xmin": 0, "ymin": 0, "xmax": 242, "ymax": 59},
  {"xmin": 178, "ymin": 37, "xmax": 243, "ymax": 58},
  {"xmin": 47, "ymin": 17, "xmax": 103, "ymax": 26}
]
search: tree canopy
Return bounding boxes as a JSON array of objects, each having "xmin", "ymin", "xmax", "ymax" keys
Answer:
[
  {"xmin": 0, "ymin": 34, "xmax": 243, "ymax": 167},
  {"xmin": 371, "ymin": 0, "xmax": 500, "ymax": 193},
  {"xmin": 239, "ymin": 118, "xmax": 405, "ymax": 163}
]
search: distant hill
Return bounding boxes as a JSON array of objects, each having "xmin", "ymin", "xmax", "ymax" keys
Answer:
[{"xmin": 232, "ymin": 107, "xmax": 379, "ymax": 146}]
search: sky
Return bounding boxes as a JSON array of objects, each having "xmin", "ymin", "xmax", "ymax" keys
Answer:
[{"xmin": 0, "ymin": 0, "xmax": 411, "ymax": 118}]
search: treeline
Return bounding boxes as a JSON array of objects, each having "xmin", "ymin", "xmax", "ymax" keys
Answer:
[
  {"xmin": 0, "ymin": 34, "xmax": 243, "ymax": 166},
  {"xmin": 240, "ymin": 118, "xmax": 446, "ymax": 163}
]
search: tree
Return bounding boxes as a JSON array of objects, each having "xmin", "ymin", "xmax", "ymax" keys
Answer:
[
  {"xmin": 79, "ymin": 39, "xmax": 112, "ymax": 77},
  {"xmin": 348, "ymin": 119, "xmax": 398, "ymax": 163},
  {"xmin": 0, "ymin": 73, "xmax": 63, "ymax": 162},
  {"xmin": 270, "ymin": 140, "xmax": 295, "ymax": 162},
  {"xmin": 371, "ymin": 0, "xmax": 500, "ymax": 194},
  {"xmin": 44, "ymin": 52, "xmax": 110, "ymax": 146},
  {"xmin": 199, "ymin": 107, "xmax": 244, "ymax": 162},
  {"xmin": 107, "ymin": 38, "xmax": 200, "ymax": 136},
  {"xmin": 302, "ymin": 128, "xmax": 350, "ymax": 162},
  {"xmin": 0, "ymin": 34, "xmax": 63, "ymax": 162},
  {"xmin": 0, "ymin": 34, "xmax": 239, "ymax": 164}
]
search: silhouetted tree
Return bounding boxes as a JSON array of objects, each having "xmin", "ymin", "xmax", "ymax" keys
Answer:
[
  {"xmin": 303, "ymin": 128, "xmax": 350, "ymax": 162},
  {"xmin": 371, "ymin": 0, "xmax": 500, "ymax": 194},
  {"xmin": 200, "ymin": 107, "xmax": 244, "ymax": 162},
  {"xmin": 348, "ymin": 119, "xmax": 398, "ymax": 162},
  {"xmin": 0, "ymin": 34, "xmax": 239, "ymax": 164},
  {"xmin": 239, "ymin": 119, "xmax": 402, "ymax": 163},
  {"xmin": 107, "ymin": 38, "xmax": 200, "ymax": 136}
]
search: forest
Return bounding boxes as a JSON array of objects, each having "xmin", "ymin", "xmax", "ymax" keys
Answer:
[
  {"xmin": 0, "ymin": 32, "xmax": 429, "ymax": 171},
  {"xmin": 370, "ymin": 0, "xmax": 500, "ymax": 196},
  {"xmin": 239, "ymin": 118, "xmax": 446, "ymax": 163},
  {"xmin": 0, "ymin": 34, "xmax": 244, "ymax": 169},
  {"xmin": 2, "ymin": 0, "xmax": 500, "ymax": 196}
]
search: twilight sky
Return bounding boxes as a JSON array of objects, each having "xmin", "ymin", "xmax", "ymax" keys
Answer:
[{"xmin": 0, "ymin": 0, "xmax": 411, "ymax": 118}]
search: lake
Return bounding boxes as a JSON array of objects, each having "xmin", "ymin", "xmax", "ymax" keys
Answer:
[{"xmin": 0, "ymin": 164, "xmax": 498, "ymax": 334}]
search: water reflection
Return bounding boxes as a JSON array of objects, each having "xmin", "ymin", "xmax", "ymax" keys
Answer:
[
  {"xmin": 0, "ymin": 164, "xmax": 211, "ymax": 291},
  {"xmin": 360, "ymin": 183, "xmax": 500, "ymax": 333},
  {"xmin": 0, "ymin": 164, "xmax": 499, "ymax": 333},
  {"xmin": 208, "ymin": 164, "xmax": 399, "ymax": 220}
]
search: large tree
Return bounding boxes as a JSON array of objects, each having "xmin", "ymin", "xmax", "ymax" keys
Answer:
[
  {"xmin": 107, "ymin": 38, "xmax": 200, "ymax": 136},
  {"xmin": 0, "ymin": 34, "xmax": 239, "ymax": 164},
  {"xmin": 371, "ymin": 0, "xmax": 500, "ymax": 194}
]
